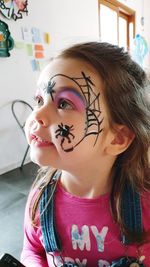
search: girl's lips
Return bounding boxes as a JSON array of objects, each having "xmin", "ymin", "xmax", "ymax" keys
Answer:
[{"xmin": 30, "ymin": 134, "xmax": 53, "ymax": 147}]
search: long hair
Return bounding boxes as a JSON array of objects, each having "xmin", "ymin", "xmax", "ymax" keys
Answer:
[{"xmin": 31, "ymin": 42, "xmax": 150, "ymax": 243}]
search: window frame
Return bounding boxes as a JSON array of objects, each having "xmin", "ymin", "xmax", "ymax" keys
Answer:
[{"xmin": 98, "ymin": 0, "xmax": 135, "ymax": 49}]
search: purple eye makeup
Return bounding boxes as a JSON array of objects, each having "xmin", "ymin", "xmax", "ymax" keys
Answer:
[{"xmin": 54, "ymin": 88, "xmax": 86, "ymax": 111}]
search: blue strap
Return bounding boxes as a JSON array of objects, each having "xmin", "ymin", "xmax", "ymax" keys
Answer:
[
  {"xmin": 121, "ymin": 183, "xmax": 143, "ymax": 244},
  {"xmin": 40, "ymin": 171, "xmax": 62, "ymax": 252}
]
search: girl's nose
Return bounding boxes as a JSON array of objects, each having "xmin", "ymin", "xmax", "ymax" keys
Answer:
[{"xmin": 33, "ymin": 106, "xmax": 51, "ymax": 127}]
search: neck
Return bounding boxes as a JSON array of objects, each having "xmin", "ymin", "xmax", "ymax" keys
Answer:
[{"xmin": 60, "ymin": 162, "xmax": 115, "ymax": 198}]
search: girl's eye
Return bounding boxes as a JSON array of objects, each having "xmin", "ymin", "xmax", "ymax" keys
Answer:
[
  {"xmin": 57, "ymin": 99, "xmax": 74, "ymax": 110},
  {"xmin": 34, "ymin": 95, "xmax": 44, "ymax": 107}
]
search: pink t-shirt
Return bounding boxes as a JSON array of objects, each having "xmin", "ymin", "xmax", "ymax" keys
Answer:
[{"xmin": 21, "ymin": 182, "xmax": 150, "ymax": 267}]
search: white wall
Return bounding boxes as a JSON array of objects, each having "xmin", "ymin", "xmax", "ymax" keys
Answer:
[
  {"xmin": 0, "ymin": 0, "xmax": 150, "ymax": 174},
  {"xmin": 49, "ymin": 0, "xmax": 99, "ymax": 55}
]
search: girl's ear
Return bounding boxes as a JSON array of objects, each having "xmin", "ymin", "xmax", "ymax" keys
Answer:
[{"xmin": 106, "ymin": 125, "xmax": 135, "ymax": 156}]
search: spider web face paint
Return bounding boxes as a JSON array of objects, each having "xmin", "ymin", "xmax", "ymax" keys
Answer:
[{"xmin": 45, "ymin": 71, "xmax": 104, "ymax": 152}]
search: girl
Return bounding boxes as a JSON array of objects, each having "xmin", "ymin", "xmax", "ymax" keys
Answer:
[{"xmin": 21, "ymin": 42, "xmax": 150, "ymax": 267}]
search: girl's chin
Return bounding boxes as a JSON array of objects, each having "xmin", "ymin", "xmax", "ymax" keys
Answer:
[
  {"xmin": 29, "ymin": 152, "xmax": 48, "ymax": 166},
  {"xmin": 30, "ymin": 152, "xmax": 59, "ymax": 169},
  {"xmin": 30, "ymin": 157, "xmax": 49, "ymax": 167}
]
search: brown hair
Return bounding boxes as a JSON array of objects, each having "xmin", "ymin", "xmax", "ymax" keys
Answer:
[{"xmin": 31, "ymin": 42, "xmax": 150, "ymax": 243}]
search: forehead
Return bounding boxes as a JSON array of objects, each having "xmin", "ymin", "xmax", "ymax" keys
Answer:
[{"xmin": 37, "ymin": 58, "xmax": 103, "ymax": 92}]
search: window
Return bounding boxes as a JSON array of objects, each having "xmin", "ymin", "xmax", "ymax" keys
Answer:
[{"xmin": 98, "ymin": 0, "xmax": 135, "ymax": 50}]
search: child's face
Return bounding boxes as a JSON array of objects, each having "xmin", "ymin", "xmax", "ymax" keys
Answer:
[{"xmin": 25, "ymin": 58, "xmax": 113, "ymax": 171}]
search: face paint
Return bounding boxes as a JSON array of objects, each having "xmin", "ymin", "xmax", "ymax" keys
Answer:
[
  {"xmin": 54, "ymin": 88, "xmax": 86, "ymax": 112},
  {"xmin": 43, "ymin": 80, "xmax": 56, "ymax": 101},
  {"xmin": 55, "ymin": 123, "xmax": 75, "ymax": 152},
  {"xmin": 42, "ymin": 71, "xmax": 104, "ymax": 152}
]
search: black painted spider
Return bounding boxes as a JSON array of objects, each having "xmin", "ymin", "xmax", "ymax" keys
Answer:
[{"xmin": 55, "ymin": 123, "xmax": 75, "ymax": 150}]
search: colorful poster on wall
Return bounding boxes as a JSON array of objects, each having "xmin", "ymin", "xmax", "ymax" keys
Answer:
[
  {"xmin": 0, "ymin": 0, "xmax": 28, "ymax": 21},
  {"xmin": 15, "ymin": 26, "xmax": 51, "ymax": 71}
]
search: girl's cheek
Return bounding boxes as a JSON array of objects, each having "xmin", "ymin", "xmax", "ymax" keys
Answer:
[
  {"xmin": 25, "ymin": 114, "xmax": 34, "ymax": 140},
  {"xmin": 24, "ymin": 120, "xmax": 30, "ymax": 142}
]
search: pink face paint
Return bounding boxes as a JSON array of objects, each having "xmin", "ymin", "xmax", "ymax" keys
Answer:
[{"xmin": 54, "ymin": 88, "xmax": 86, "ymax": 111}]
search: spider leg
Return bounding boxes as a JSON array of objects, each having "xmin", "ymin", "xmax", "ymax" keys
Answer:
[
  {"xmin": 55, "ymin": 133, "xmax": 60, "ymax": 138},
  {"xmin": 70, "ymin": 133, "xmax": 75, "ymax": 139},
  {"xmin": 55, "ymin": 128, "xmax": 61, "ymax": 134},
  {"xmin": 66, "ymin": 136, "xmax": 71, "ymax": 143},
  {"xmin": 70, "ymin": 125, "xmax": 74, "ymax": 130},
  {"xmin": 60, "ymin": 137, "xmax": 65, "ymax": 149}
]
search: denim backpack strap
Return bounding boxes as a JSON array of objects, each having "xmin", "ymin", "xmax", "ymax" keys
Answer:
[
  {"xmin": 121, "ymin": 183, "xmax": 143, "ymax": 245},
  {"xmin": 40, "ymin": 170, "xmax": 62, "ymax": 252}
]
